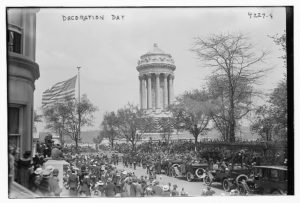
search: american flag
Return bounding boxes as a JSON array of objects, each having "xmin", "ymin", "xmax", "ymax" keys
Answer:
[{"xmin": 42, "ymin": 76, "xmax": 77, "ymax": 108}]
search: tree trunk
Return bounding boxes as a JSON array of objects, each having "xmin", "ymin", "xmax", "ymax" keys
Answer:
[
  {"xmin": 110, "ymin": 139, "xmax": 114, "ymax": 150},
  {"xmin": 131, "ymin": 141, "xmax": 136, "ymax": 153},
  {"xmin": 194, "ymin": 134, "xmax": 198, "ymax": 152},
  {"xmin": 75, "ymin": 135, "xmax": 78, "ymax": 151},
  {"xmin": 229, "ymin": 85, "xmax": 236, "ymax": 142}
]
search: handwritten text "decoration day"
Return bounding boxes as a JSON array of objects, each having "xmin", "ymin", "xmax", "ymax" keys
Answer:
[{"xmin": 62, "ymin": 15, "xmax": 125, "ymax": 22}]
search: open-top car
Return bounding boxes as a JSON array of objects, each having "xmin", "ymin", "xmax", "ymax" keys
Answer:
[
  {"xmin": 237, "ymin": 165, "xmax": 287, "ymax": 195},
  {"xmin": 161, "ymin": 159, "xmax": 184, "ymax": 176},
  {"xmin": 171, "ymin": 160, "xmax": 208, "ymax": 182},
  {"xmin": 204, "ymin": 164, "xmax": 251, "ymax": 192}
]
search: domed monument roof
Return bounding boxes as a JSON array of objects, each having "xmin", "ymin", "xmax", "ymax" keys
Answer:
[
  {"xmin": 145, "ymin": 43, "xmax": 166, "ymax": 55},
  {"xmin": 137, "ymin": 43, "xmax": 176, "ymax": 71}
]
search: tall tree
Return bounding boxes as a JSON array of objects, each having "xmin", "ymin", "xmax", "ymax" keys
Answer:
[
  {"xmin": 100, "ymin": 111, "xmax": 119, "ymax": 149},
  {"xmin": 170, "ymin": 89, "xmax": 210, "ymax": 150},
  {"xmin": 250, "ymin": 105, "xmax": 274, "ymax": 141},
  {"xmin": 115, "ymin": 104, "xmax": 152, "ymax": 152},
  {"xmin": 207, "ymin": 74, "xmax": 254, "ymax": 141},
  {"xmin": 251, "ymin": 32, "xmax": 287, "ymax": 141},
  {"xmin": 43, "ymin": 95, "xmax": 98, "ymax": 150},
  {"xmin": 191, "ymin": 33, "xmax": 268, "ymax": 142}
]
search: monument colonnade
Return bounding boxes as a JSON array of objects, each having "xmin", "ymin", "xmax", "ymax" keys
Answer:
[{"xmin": 139, "ymin": 73, "xmax": 174, "ymax": 110}]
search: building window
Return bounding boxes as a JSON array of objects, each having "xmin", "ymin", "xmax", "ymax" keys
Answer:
[
  {"xmin": 7, "ymin": 25, "xmax": 22, "ymax": 54},
  {"xmin": 8, "ymin": 107, "xmax": 21, "ymax": 150}
]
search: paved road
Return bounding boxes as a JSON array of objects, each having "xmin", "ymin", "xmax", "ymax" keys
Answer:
[{"xmin": 116, "ymin": 164, "xmax": 229, "ymax": 197}]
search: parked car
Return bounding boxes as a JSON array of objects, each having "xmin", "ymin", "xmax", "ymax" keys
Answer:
[
  {"xmin": 171, "ymin": 160, "xmax": 208, "ymax": 182},
  {"xmin": 161, "ymin": 159, "xmax": 184, "ymax": 176},
  {"xmin": 204, "ymin": 163, "xmax": 251, "ymax": 192},
  {"xmin": 237, "ymin": 165, "xmax": 287, "ymax": 195}
]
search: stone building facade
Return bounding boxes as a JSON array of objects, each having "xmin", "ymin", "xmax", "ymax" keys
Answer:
[
  {"xmin": 136, "ymin": 43, "xmax": 176, "ymax": 116},
  {"xmin": 7, "ymin": 8, "xmax": 40, "ymax": 155}
]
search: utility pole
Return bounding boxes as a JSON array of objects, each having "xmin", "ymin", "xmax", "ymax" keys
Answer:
[{"xmin": 77, "ymin": 66, "xmax": 81, "ymax": 144}]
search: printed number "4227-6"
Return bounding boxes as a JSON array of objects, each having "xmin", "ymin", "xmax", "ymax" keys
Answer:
[{"xmin": 248, "ymin": 12, "xmax": 273, "ymax": 19}]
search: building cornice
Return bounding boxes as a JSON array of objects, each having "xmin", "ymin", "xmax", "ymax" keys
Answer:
[
  {"xmin": 8, "ymin": 52, "xmax": 40, "ymax": 80},
  {"xmin": 136, "ymin": 63, "xmax": 176, "ymax": 72}
]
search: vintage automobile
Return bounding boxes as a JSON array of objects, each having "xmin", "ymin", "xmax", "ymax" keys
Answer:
[
  {"xmin": 160, "ymin": 159, "xmax": 184, "ymax": 176},
  {"xmin": 237, "ymin": 165, "xmax": 288, "ymax": 195},
  {"xmin": 204, "ymin": 164, "xmax": 251, "ymax": 192},
  {"xmin": 170, "ymin": 160, "xmax": 208, "ymax": 182}
]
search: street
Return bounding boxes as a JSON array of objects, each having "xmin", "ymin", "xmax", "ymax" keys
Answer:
[
  {"xmin": 115, "ymin": 164, "xmax": 229, "ymax": 197},
  {"xmin": 60, "ymin": 162, "xmax": 229, "ymax": 197}
]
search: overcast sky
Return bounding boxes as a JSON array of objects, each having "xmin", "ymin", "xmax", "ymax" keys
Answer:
[{"xmin": 34, "ymin": 7, "xmax": 286, "ymax": 131}]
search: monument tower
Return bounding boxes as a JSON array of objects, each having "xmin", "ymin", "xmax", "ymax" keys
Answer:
[{"xmin": 136, "ymin": 43, "xmax": 176, "ymax": 117}]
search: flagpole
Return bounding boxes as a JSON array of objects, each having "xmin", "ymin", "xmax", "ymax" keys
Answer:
[{"xmin": 77, "ymin": 66, "xmax": 81, "ymax": 144}]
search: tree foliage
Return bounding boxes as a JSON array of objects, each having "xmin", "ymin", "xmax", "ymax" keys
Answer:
[
  {"xmin": 43, "ymin": 95, "xmax": 98, "ymax": 149},
  {"xmin": 170, "ymin": 89, "xmax": 210, "ymax": 149},
  {"xmin": 114, "ymin": 104, "xmax": 152, "ymax": 152},
  {"xmin": 191, "ymin": 33, "xmax": 268, "ymax": 142},
  {"xmin": 251, "ymin": 32, "xmax": 287, "ymax": 141},
  {"xmin": 100, "ymin": 111, "xmax": 119, "ymax": 149},
  {"xmin": 251, "ymin": 80, "xmax": 287, "ymax": 141}
]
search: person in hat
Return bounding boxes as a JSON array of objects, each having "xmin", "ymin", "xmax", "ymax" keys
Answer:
[
  {"xmin": 68, "ymin": 169, "xmax": 79, "ymax": 197},
  {"xmin": 104, "ymin": 177, "xmax": 116, "ymax": 197},
  {"xmin": 180, "ymin": 188, "xmax": 188, "ymax": 197},
  {"xmin": 79, "ymin": 174, "xmax": 91, "ymax": 196},
  {"xmin": 162, "ymin": 185, "xmax": 171, "ymax": 196},
  {"xmin": 16, "ymin": 151, "xmax": 32, "ymax": 189},
  {"xmin": 152, "ymin": 180, "xmax": 162, "ymax": 196},
  {"xmin": 135, "ymin": 179, "xmax": 143, "ymax": 197},
  {"xmin": 8, "ymin": 146, "xmax": 18, "ymax": 196},
  {"xmin": 201, "ymin": 186, "xmax": 215, "ymax": 196},
  {"xmin": 36, "ymin": 169, "xmax": 52, "ymax": 197},
  {"xmin": 171, "ymin": 184, "xmax": 179, "ymax": 196},
  {"xmin": 49, "ymin": 168, "xmax": 62, "ymax": 197},
  {"xmin": 29, "ymin": 167, "xmax": 42, "ymax": 192}
]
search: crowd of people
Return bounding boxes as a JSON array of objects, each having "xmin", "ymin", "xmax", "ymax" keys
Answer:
[
  {"xmin": 62, "ymin": 153, "xmax": 187, "ymax": 197},
  {"xmin": 8, "ymin": 136, "xmax": 287, "ymax": 198}
]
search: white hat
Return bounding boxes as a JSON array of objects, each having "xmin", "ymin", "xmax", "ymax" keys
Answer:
[
  {"xmin": 34, "ymin": 168, "xmax": 43, "ymax": 175},
  {"xmin": 96, "ymin": 181, "xmax": 104, "ymax": 186},
  {"xmin": 162, "ymin": 185, "xmax": 169, "ymax": 192},
  {"xmin": 45, "ymin": 165, "xmax": 54, "ymax": 172}
]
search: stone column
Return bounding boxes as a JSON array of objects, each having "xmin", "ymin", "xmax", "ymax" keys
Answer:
[
  {"xmin": 163, "ymin": 73, "xmax": 168, "ymax": 109},
  {"xmin": 155, "ymin": 73, "xmax": 160, "ymax": 109},
  {"xmin": 142, "ymin": 76, "xmax": 147, "ymax": 109},
  {"xmin": 170, "ymin": 75, "xmax": 174, "ymax": 104},
  {"xmin": 139, "ymin": 76, "xmax": 143, "ymax": 109},
  {"xmin": 147, "ymin": 74, "xmax": 152, "ymax": 109}
]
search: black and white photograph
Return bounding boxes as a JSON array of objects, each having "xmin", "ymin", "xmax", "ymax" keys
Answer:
[{"xmin": 3, "ymin": 2, "xmax": 295, "ymax": 199}]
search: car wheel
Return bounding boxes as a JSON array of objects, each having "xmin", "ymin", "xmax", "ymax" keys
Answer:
[
  {"xmin": 235, "ymin": 174, "xmax": 248, "ymax": 185},
  {"xmin": 186, "ymin": 172, "xmax": 193, "ymax": 182},
  {"xmin": 195, "ymin": 168, "xmax": 206, "ymax": 179},
  {"xmin": 204, "ymin": 175, "xmax": 212, "ymax": 186},
  {"xmin": 223, "ymin": 179, "xmax": 232, "ymax": 192}
]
